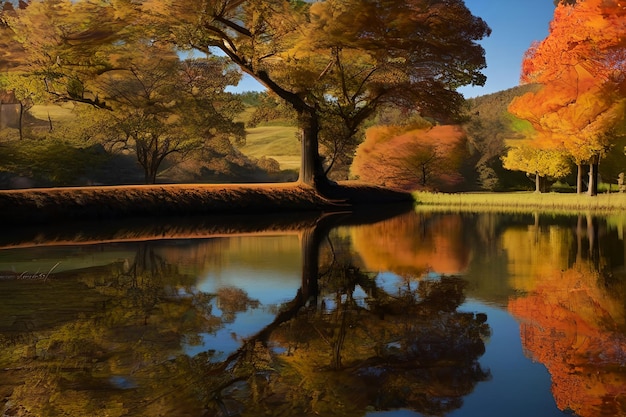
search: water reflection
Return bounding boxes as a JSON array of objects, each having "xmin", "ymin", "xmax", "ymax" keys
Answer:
[
  {"xmin": 350, "ymin": 213, "xmax": 471, "ymax": 276},
  {"xmin": 0, "ymin": 210, "xmax": 624, "ymax": 416},
  {"xmin": 505, "ymin": 215, "xmax": 626, "ymax": 417}
]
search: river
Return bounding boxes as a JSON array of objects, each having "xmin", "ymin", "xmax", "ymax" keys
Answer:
[{"xmin": 0, "ymin": 208, "xmax": 625, "ymax": 417}]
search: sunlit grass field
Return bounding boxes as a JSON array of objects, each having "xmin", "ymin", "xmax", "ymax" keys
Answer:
[
  {"xmin": 29, "ymin": 104, "xmax": 303, "ymax": 171},
  {"xmin": 414, "ymin": 191, "xmax": 626, "ymax": 214},
  {"xmin": 29, "ymin": 104, "xmax": 76, "ymax": 122},
  {"xmin": 240, "ymin": 125, "xmax": 300, "ymax": 170}
]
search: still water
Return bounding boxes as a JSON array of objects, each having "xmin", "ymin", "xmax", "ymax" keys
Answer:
[{"xmin": 0, "ymin": 209, "xmax": 625, "ymax": 417}]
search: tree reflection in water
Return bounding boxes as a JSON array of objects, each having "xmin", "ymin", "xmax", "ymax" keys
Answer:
[
  {"xmin": 203, "ymin": 217, "xmax": 490, "ymax": 417},
  {"xmin": 506, "ymin": 214, "xmax": 626, "ymax": 417},
  {"xmin": 0, "ymin": 211, "xmax": 491, "ymax": 417}
]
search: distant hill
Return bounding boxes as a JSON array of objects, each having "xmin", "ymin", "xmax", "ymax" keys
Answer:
[
  {"xmin": 465, "ymin": 83, "xmax": 540, "ymax": 142},
  {"xmin": 463, "ymin": 84, "xmax": 542, "ymax": 190},
  {"xmin": 466, "ymin": 84, "xmax": 540, "ymax": 121},
  {"xmin": 240, "ymin": 125, "xmax": 300, "ymax": 171}
]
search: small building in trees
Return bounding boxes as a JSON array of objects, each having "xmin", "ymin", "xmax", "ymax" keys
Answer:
[{"xmin": 0, "ymin": 90, "xmax": 20, "ymax": 130}]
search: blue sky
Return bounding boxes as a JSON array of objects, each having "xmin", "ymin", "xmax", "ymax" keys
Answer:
[
  {"xmin": 458, "ymin": 0, "xmax": 556, "ymax": 98},
  {"xmin": 231, "ymin": 1, "xmax": 557, "ymax": 98}
]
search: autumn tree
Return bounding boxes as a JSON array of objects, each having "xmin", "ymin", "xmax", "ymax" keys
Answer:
[
  {"xmin": 0, "ymin": 0, "xmax": 26, "ymax": 71},
  {"xmin": 351, "ymin": 123, "xmax": 467, "ymax": 191},
  {"xmin": 509, "ymin": 0, "xmax": 626, "ymax": 196},
  {"xmin": 0, "ymin": 72, "xmax": 43, "ymax": 140},
  {"xmin": 0, "ymin": 1, "xmax": 37, "ymax": 140},
  {"xmin": 501, "ymin": 143, "xmax": 572, "ymax": 193},
  {"xmin": 97, "ymin": 51, "xmax": 244, "ymax": 184},
  {"xmin": 4, "ymin": 0, "xmax": 138, "ymax": 109},
  {"xmin": 5, "ymin": 1, "xmax": 245, "ymax": 184},
  {"xmin": 143, "ymin": 0, "xmax": 490, "ymax": 190}
]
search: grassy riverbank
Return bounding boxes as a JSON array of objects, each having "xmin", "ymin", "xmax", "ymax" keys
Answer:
[
  {"xmin": 3, "ymin": 182, "xmax": 624, "ymax": 228},
  {"xmin": 0, "ymin": 182, "xmax": 413, "ymax": 225},
  {"xmin": 414, "ymin": 191, "xmax": 626, "ymax": 213}
]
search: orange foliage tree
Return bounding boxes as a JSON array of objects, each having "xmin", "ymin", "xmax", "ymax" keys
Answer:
[
  {"xmin": 351, "ymin": 124, "xmax": 466, "ymax": 191},
  {"xmin": 508, "ymin": 0, "xmax": 626, "ymax": 195}
]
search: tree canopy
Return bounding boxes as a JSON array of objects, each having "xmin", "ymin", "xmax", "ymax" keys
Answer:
[
  {"xmin": 1, "ymin": 0, "xmax": 250, "ymax": 184},
  {"xmin": 142, "ymin": 0, "xmax": 491, "ymax": 188},
  {"xmin": 507, "ymin": 0, "xmax": 626, "ymax": 195},
  {"xmin": 352, "ymin": 121, "xmax": 467, "ymax": 191}
]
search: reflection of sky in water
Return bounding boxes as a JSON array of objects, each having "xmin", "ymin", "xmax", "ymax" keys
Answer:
[
  {"xmin": 374, "ymin": 271, "xmax": 431, "ymax": 297},
  {"xmin": 361, "ymin": 278, "xmax": 564, "ymax": 417},
  {"xmin": 193, "ymin": 267, "xmax": 526, "ymax": 388},
  {"xmin": 185, "ymin": 307, "xmax": 279, "ymax": 360},
  {"xmin": 2, "ymin": 213, "xmax": 609, "ymax": 416},
  {"xmin": 449, "ymin": 300, "xmax": 563, "ymax": 417},
  {"xmin": 186, "ymin": 265, "xmax": 301, "ymax": 359},
  {"xmin": 365, "ymin": 299, "xmax": 563, "ymax": 417},
  {"xmin": 323, "ymin": 284, "xmax": 368, "ymax": 310},
  {"xmin": 197, "ymin": 266, "xmax": 301, "ymax": 305}
]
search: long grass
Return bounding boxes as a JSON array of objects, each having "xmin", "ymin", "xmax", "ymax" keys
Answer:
[
  {"xmin": 413, "ymin": 191, "xmax": 626, "ymax": 214},
  {"xmin": 240, "ymin": 125, "xmax": 300, "ymax": 170}
]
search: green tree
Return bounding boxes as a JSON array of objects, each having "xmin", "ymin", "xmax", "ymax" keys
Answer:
[
  {"xmin": 599, "ymin": 131, "xmax": 626, "ymax": 191},
  {"xmin": 246, "ymin": 92, "xmax": 296, "ymax": 128},
  {"xmin": 144, "ymin": 0, "xmax": 490, "ymax": 190},
  {"xmin": 463, "ymin": 84, "xmax": 541, "ymax": 191}
]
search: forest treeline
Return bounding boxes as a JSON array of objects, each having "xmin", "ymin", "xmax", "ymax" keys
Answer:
[
  {"xmin": 0, "ymin": 83, "xmax": 551, "ymax": 192},
  {"xmin": 0, "ymin": 0, "xmax": 624, "ymax": 194}
]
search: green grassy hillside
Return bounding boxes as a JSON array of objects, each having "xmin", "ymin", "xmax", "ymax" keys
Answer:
[{"xmin": 240, "ymin": 125, "xmax": 300, "ymax": 170}]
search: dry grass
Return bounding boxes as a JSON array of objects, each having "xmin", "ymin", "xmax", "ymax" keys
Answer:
[
  {"xmin": 240, "ymin": 125, "xmax": 300, "ymax": 170},
  {"xmin": 29, "ymin": 104, "xmax": 76, "ymax": 122},
  {"xmin": 414, "ymin": 191, "xmax": 626, "ymax": 214},
  {"xmin": 0, "ymin": 183, "xmax": 323, "ymax": 223}
]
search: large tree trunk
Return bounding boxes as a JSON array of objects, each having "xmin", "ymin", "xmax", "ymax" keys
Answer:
[
  {"xmin": 587, "ymin": 156, "xmax": 599, "ymax": 196},
  {"xmin": 146, "ymin": 170, "xmax": 157, "ymax": 184},
  {"xmin": 297, "ymin": 109, "xmax": 327, "ymax": 188},
  {"xmin": 223, "ymin": 58, "xmax": 329, "ymax": 189}
]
